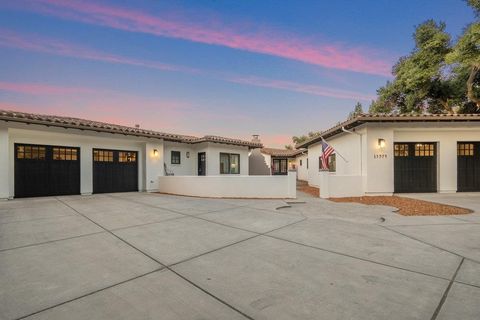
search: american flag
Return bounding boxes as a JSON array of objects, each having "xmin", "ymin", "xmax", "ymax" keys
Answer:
[{"xmin": 321, "ymin": 140, "xmax": 335, "ymax": 169}]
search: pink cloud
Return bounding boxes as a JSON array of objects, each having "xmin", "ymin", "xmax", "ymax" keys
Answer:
[
  {"xmin": 13, "ymin": 0, "xmax": 393, "ymax": 76},
  {"xmin": 0, "ymin": 29, "xmax": 374, "ymax": 101},
  {"xmin": 0, "ymin": 28, "xmax": 200, "ymax": 75},
  {"xmin": 228, "ymin": 76, "xmax": 376, "ymax": 101},
  {"xmin": 0, "ymin": 81, "xmax": 92, "ymax": 95}
]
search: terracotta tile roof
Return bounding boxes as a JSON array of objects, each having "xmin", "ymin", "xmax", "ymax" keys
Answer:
[
  {"xmin": 260, "ymin": 147, "xmax": 307, "ymax": 157},
  {"xmin": 0, "ymin": 109, "xmax": 263, "ymax": 148},
  {"xmin": 296, "ymin": 113, "xmax": 480, "ymax": 148}
]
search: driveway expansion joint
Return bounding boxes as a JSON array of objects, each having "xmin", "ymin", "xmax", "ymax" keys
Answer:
[
  {"xmin": 380, "ymin": 224, "xmax": 480, "ymax": 264},
  {"xmin": 430, "ymin": 258, "xmax": 465, "ymax": 320}
]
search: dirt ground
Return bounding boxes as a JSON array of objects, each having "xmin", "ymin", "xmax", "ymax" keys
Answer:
[{"xmin": 329, "ymin": 196, "xmax": 472, "ymax": 216}]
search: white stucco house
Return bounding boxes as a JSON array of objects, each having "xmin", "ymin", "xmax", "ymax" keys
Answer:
[
  {"xmin": 249, "ymin": 147, "xmax": 306, "ymax": 176},
  {"xmin": 0, "ymin": 110, "xmax": 296, "ymax": 199},
  {"xmin": 296, "ymin": 114, "xmax": 480, "ymax": 198}
]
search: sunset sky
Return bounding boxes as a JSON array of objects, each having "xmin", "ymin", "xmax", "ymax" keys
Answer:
[{"xmin": 0, "ymin": 0, "xmax": 473, "ymax": 147}]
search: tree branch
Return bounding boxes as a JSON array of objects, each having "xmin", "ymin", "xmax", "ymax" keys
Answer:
[{"xmin": 467, "ymin": 64, "xmax": 480, "ymax": 110}]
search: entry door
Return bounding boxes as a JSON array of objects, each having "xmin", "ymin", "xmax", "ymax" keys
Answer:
[
  {"xmin": 15, "ymin": 144, "xmax": 80, "ymax": 198},
  {"xmin": 93, "ymin": 149, "xmax": 138, "ymax": 193},
  {"xmin": 457, "ymin": 142, "xmax": 480, "ymax": 191},
  {"xmin": 198, "ymin": 152, "xmax": 206, "ymax": 176},
  {"xmin": 394, "ymin": 142, "xmax": 437, "ymax": 193},
  {"xmin": 272, "ymin": 158, "xmax": 288, "ymax": 175}
]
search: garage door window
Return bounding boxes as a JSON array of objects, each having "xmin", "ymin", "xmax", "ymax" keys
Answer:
[
  {"xmin": 415, "ymin": 143, "xmax": 435, "ymax": 156},
  {"xmin": 394, "ymin": 144, "xmax": 409, "ymax": 157},
  {"xmin": 16, "ymin": 145, "xmax": 46, "ymax": 160},
  {"xmin": 53, "ymin": 147, "xmax": 78, "ymax": 161},
  {"xmin": 458, "ymin": 143, "xmax": 474, "ymax": 156},
  {"xmin": 94, "ymin": 150, "xmax": 114, "ymax": 162},
  {"xmin": 119, "ymin": 151, "xmax": 136, "ymax": 162}
]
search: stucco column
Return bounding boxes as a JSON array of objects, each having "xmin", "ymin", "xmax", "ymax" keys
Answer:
[
  {"xmin": 287, "ymin": 170, "xmax": 297, "ymax": 198},
  {"xmin": 0, "ymin": 127, "xmax": 9, "ymax": 199},
  {"xmin": 319, "ymin": 170, "xmax": 330, "ymax": 198},
  {"xmin": 80, "ymin": 147, "xmax": 93, "ymax": 195},
  {"xmin": 144, "ymin": 141, "xmax": 164, "ymax": 192},
  {"xmin": 438, "ymin": 139, "xmax": 457, "ymax": 193}
]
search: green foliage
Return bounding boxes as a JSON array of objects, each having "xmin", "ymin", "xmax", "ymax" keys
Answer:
[
  {"xmin": 467, "ymin": 0, "xmax": 480, "ymax": 17},
  {"xmin": 284, "ymin": 144, "xmax": 293, "ymax": 150},
  {"xmin": 348, "ymin": 102, "xmax": 364, "ymax": 119},
  {"xmin": 292, "ymin": 131, "xmax": 320, "ymax": 145},
  {"xmin": 370, "ymin": 3, "xmax": 480, "ymax": 114}
]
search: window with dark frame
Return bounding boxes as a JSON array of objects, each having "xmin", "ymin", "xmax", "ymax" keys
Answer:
[
  {"xmin": 119, "ymin": 151, "xmax": 136, "ymax": 163},
  {"xmin": 414, "ymin": 143, "xmax": 435, "ymax": 157},
  {"xmin": 53, "ymin": 147, "xmax": 78, "ymax": 161},
  {"xmin": 220, "ymin": 153, "xmax": 240, "ymax": 174},
  {"xmin": 328, "ymin": 154, "xmax": 336, "ymax": 172},
  {"xmin": 458, "ymin": 143, "xmax": 474, "ymax": 156},
  {"xmin": 171, "ymin": 151, "xmax": 181, "ymax": 164},
  {"xmin": 93, "ymin": 150, "xmax": 113, "ymax": 162},
  {"xmin": 16, "ymin": 145, "xmax": 46, "ymax": 160},
  {"xmin": 394, "ymin": 144, "xmax": 409, "ymax": 157},
  {"xmin": 272, "ymin": 158, "xmax": 288, "ymax": 175}
]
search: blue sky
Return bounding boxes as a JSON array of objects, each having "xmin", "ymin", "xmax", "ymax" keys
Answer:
[{"xmin": 0, "ymin": 0, "xmax": 474, "ymax": 146}]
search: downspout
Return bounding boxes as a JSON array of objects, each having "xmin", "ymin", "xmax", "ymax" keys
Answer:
[{"xmin": 341, "ymin": 127, "xmax": 363, "ymax": 175}]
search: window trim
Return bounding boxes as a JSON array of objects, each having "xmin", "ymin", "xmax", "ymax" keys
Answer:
[
  {"xmin": 220, "ymin": 152, "xmax": 241, "ymax": 174},
  {"xmin": 328, "ymin": 153, "xmax": 336, "ymax": 173},
  {"xmin": 119, "ymin": 151, "xmax": 137, "ymax": 163},
  {"xmin": 457, "ymin": 143, "xmax": 475, "ymax": 156},
  {"xmin": 272, "ymin": 157, "xmax": 288, "ymax": 175},
  {"xmin": 93, "ymin": 149, "xmax": 114, "ymax": 162},
  {"xmin": 16, "ymin": 144, "xmax": 46, "ymax": 160},
  {"xmin": 171, "ymin": 151, "xmax": 181, "ymax": 165}
]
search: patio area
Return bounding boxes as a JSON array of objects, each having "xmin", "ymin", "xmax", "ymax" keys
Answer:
[{"xmin": 1, "ymin": 192, "xmax": 479, "ymax": 320}]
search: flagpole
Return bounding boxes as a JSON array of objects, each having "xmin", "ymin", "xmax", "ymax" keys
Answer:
[{"xmin": 321, "ymin": 136, "xmax": 349, "ymax": 163}]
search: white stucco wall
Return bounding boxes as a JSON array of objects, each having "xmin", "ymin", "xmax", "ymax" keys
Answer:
[
  {"xmin": 0, "ymin": 126, "xmax": 9, "ymax": 199},
  {"xmin": 307, "ymin": 122, "xmax": 480, "ymax": 196},
  {"xmin": 158, "ymin": 171, "xmax": 296, "ymax": 198},
  {"xmin": 307, "ymin": 130, "xmax": 363, "ymax": 187},
  {"xmin": 164, "ymin": 142, "xmax": 250, "ymax": 176},
  {"xmin": 205, "ymin": 143, "xmax": 250, "ymax": 176},
  {"xmin": 164, "ymin": 141, "xmax": 199, "ymax": 176},
  {"xmin": 6, "ymin": 123, "xmax": 157, "ymax": 197},
  {"xmin": 144, "ymin": 141, "xmax": 165, "ymax": 192},
  {"xmin": 248, "ymin": 148, "xmax": 271, "ymax": 175},
  {"xmin": 296, "ymin": 154, "xmax": 308, "ymax": 181},
  {"xmin": 364, "ymin": 126, "xmax": 394, "ymax": 194}
]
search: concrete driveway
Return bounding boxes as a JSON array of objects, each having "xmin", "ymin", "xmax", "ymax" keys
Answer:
[{"xmin": 1, "ymin": 192, "xmax": 479, "ymax": 320}]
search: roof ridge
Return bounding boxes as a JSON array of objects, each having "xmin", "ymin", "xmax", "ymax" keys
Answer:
[
  {"xmin": 296, "ymin": 113, "xmax": 480, "ymax": 148},
  {"xmin": 0, "ymin": 109, "xmax": 263, "ymax": 148}
]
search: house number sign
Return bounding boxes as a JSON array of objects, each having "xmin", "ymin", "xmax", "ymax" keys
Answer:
[{"xmin": 374, "ymin": 154, "xmax": 387, "ymax": 159}]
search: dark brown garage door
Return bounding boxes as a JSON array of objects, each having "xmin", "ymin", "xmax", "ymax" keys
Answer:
[
  {"xmin": 14, "ymin": 144, "xmax": 80, "ymax": 198},
  {"xmin": 457, "ymin": 142, "xmax": 480, "ymax": 192},
  {"xmin": 394, "ymin": 142, "xmax": 437, "ymax": 193},
  {"xmin": 93, "ymin": 149, "xmax": 138, "ymax": 194}
]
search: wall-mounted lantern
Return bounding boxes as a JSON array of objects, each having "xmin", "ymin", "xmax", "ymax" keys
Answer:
[
  {"xmin": 186, "ymin": 151, "xmax": 190, "ymax": 158},
  {"xmin": 153, "ymin": 149, "xmax": 158, "ymax": 157},
  {"xmin": 378, "ymin": 139, "xmax": 386, "ymax": 149}
]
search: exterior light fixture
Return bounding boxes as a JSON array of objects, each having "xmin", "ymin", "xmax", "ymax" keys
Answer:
[
  {"xmin": 186, "ymin": 152, "xmax": 190, "ymax": 158},
  {"xmin": 378, "ymin": 139, "xmax": 386, "ymax": 149},
  {"xmin": 153, "ymin": 149, "xmax": 158, "ymax": 156}
]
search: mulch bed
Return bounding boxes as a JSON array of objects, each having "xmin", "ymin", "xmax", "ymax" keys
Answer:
[
  {"xmin": 329, "ymin": 196, "xmax": 472, "ymax": 216},
  {"xmin": 297, "ymin": 185, "xmax": 320, "ymax": 197}
]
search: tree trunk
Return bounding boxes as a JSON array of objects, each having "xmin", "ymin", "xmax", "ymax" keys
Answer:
[{"xmin": 467, "ymin": 65, "xmax": 480, "ymax": 110}]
